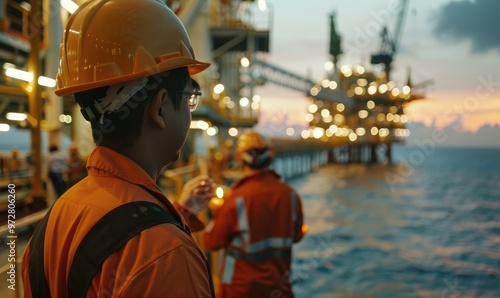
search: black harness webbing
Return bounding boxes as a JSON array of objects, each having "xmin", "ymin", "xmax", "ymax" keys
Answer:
[
  {"xmin": 28, "ymin": 201, "xmax": 215, "ymax": 297},
  {"xmin": 28, "ymin": 206, "xmax": 53, "ymax": 297}
]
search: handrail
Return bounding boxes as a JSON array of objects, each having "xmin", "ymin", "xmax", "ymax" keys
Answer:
[
  {"xmin": 0, "ymin": 164, "xmax": 218, "ymax": 296},
  {"xmin": 163, "ymin": 164, "xmax": 200, "ymax": 201},
  {"xmin": 0, "ymin": 164, "xmax": 201, "ymax": 236},
  {"xmin": 0, "ymin": 164, "xmax": 203, "ymax": 297},
  {"xmin": 163, "ymin": 164, "xmax": 197, "ymax": 178},
  {"xmin": 0, "ymin": 208, "xmax": 48, "ymax": 298},
  {"xmin": 0, "ymin": 208, "xmax": 48, "ymax": 238}
]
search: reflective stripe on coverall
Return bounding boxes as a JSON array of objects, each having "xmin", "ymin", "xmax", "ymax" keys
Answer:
[{"xmin": 204, "ymin": 170, "xmax": 305, "ymax": 298}]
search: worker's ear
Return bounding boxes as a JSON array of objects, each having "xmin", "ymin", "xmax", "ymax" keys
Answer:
[{"xmin": 149, "ymin": 88, "xmax": 168, "ymax": 129}]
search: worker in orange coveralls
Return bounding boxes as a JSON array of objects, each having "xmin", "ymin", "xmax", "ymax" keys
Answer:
[
  {"xmin": 21, "ymin": 0, "xmax": 215, "ymax": 297},
  {"xmin": 204, "ymin": 131, "xmax": 306, "ymax": 298}
]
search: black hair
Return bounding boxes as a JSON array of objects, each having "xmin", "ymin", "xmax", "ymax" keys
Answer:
[
  {"xmin": 74, "ymin": 67, "xmax": 191, "ymax": 146},
  {"xmin": 241, "ymin": 148, "xmax": 273, "ymax": 169}
]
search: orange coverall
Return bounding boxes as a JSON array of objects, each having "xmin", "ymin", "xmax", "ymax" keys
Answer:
[
  {"xmin": 21, "ymin": 146, "xmax": 212, "ymax": 297},
  {"xmin": 204, "ymin": 170, "xmax": 304, "ymax": 298}
]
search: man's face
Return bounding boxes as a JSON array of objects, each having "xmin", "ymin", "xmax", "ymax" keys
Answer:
[{"xmin": 161, "ymin": 78, "xmax": 198, "ymax": 163}]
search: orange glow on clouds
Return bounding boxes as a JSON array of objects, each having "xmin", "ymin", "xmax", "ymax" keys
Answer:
[
  {"xmin": 257, "ymin": 84, "xmax": 500, "ymax": 135},
  {"xmin": 407, "ymin": 91, "xmax": 500, "ymax": 132}
]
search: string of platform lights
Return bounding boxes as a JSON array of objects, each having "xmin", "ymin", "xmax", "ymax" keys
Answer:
[
  {"xmin": 190, "ymin": 56, "xmax": 261, "ymax": 138},
  {"xmin": 192, "ymin": 64, "xmax": 413, "ymax": 141},
  {"xmin": 302, "ymin": 64, "xmax": 412, "ymax": 142}
]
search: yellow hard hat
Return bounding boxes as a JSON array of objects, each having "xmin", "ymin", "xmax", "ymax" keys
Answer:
[
  {"xmin": 55, "ymin": 0, "xmax": 210, "ymax": 96},
  {"xmin": 236, "ymin": 131, "xmax": 273, "ymax": 160}
]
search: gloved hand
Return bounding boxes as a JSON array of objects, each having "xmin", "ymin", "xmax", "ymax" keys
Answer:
[{"xmin": 178, "ymin": 175, "xmax": 215, "ymax": 215}]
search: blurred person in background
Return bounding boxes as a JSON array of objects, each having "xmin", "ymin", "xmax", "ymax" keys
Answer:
[
  {"xmin": 64, "ymin": 143, "xmax": 87, "ymax": 187},
  {"xmin": 204, "ymin": 130, "xmax": 306, "ymax": 298},
  {"xmin": 1, "ymin": 146, "xmax": 23, "ymax": 176},
  {"xmin": 47, "ymin": 144, "xmax": 67, "ymax": 198},
  {"xmin": 8, "ymin": 146, "xmax": 21, "ymax": 172}
]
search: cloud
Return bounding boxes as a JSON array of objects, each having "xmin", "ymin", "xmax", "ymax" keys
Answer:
[
  {"xmin": 407, "ymin": 118, "xmax": 500, "ymax": 148},
  {"xmin": 433, "ymin": 0, "xmax": 500, "ymax": 53}
]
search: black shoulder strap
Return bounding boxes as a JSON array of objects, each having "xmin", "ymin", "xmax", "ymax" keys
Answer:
[
  {"xmin": 28, "ymin": 207, "xmax": 54, "ymax": 298},
  {"xmin": 28, "ymin": 201, "xmax": 215, "ymax": 298},
  {"xmin": 68, "ymin": 201, "xmax": 186, "ymax": 297}
]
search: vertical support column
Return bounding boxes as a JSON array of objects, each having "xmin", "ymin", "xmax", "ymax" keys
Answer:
[
  {"xmin": 363, "ymin": 145, "xmax": 368, "ymax": 163},
  {"xmin": 28, "ymin": 0, "xmax": 44, "ymax": 203},
  {"xmin": 371, "ymin": 144, "xmax": 377, "ymax": 163},
  {"xmin": 327, "ymin": 148, "xmax": 334, "ymax": 164},
  {"xmin": 247, "ymin": 29, "xmax": 255, "ymax": 120},
  {"xmin": 347, "ymin": 145, "xmax": 352, "ymax": 164},
  {"xmin": 274, "ymin": 157, "xmax": 281, "ymax": 176},
  {"xmin": 350, "ymin": 145, "xmax": 356, "ymax": 163},
  {"xmin": 287, "ymin": 155, "xmax": 291, "ymax": 178},
  {"xmin": 386, "ymin": 143, "xmax": 392, "ymax": 163},
  {"xmin": 44, "ymin": 0, "xmax": 63, "ymax": 149}
]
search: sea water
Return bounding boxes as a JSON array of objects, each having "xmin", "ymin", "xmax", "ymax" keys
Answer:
[{"xmin": 289, "ymin": 146, "xmax": 500, "ymax": 298}]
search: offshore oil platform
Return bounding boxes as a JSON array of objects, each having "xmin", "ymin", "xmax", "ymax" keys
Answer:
[
  {"xmin": 0, "ymin": 0, "xmax": 429, "ymax": 233},
  {"xmin": 0, "ymin": 1, "xmax": 433, "ymax": 296}
]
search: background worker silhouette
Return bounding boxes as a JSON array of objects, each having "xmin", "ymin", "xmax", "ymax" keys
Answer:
[
  {"xmin": 63, "ymin": 143, "xmax": 87, "ymax": 187},
  {"xmin": 21, "ymin": 0, "xmax": 215, "ymax": 297},
  {"xmin": 46, "ymin": 145, "xmax": 66, "ymax": 198},
  {"xmin": 204, "ymin": 130, "xmax": 306, "ymax": 298}
]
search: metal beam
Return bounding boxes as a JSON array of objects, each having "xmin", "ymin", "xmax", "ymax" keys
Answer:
[
  {"xmin": 0, "ymin": 97, "xmax": 10, "ymax": 114},
  {"xmin": 252, "ymin": 59, "xmax": 355, "ymax": 108},
  {"xmin": 212, "ymin": 31, "xmax": 247, "ymax": 58},
  {"xmin": 0, "ymin": 85, "xmax": 26, "ymax": 96},
  {"xmin": 177, "ymin": 0, "xmax": 209, "ymax": 30},
  {"xmin": 252, "ymin": 59, "xmax": 311, "ymax": 93}
]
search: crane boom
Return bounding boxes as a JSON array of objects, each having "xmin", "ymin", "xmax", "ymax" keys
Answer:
[
  {"xmin": 392, "ymin": 0, "xmax": 409, "ymax": 56},
  {"xmin": 370, "ymin": 0, "xmax": 410, "ymax": 81}
]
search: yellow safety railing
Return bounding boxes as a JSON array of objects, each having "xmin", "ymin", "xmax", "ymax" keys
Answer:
[
  {"xmin": 0, "ymin": 162, "xmax": 218, "ymax": 298},
  {"xmin": 0, "ymin": 207, "xmax": 48, "ymax": 298}
]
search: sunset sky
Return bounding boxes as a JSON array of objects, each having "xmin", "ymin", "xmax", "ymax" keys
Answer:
[
  {"xmin": 254, "ymin": 0, "xmax": 500, "ymax": 142},
  {"xmin": 2, "ymin": 0, "xmax": 499, "ymax": 150}
]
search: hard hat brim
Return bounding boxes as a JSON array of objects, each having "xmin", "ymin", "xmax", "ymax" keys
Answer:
[{"xmin": 55, "ymin": 58, "xmax": 210, "ymax": 97}]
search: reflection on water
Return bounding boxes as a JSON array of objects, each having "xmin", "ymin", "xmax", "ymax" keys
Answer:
[{"xmin": 289, "ymin": 147, "xmax": 500, "ymax": 298}]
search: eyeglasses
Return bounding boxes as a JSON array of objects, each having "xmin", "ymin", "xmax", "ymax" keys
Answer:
[{"xmin": 179, "ymin": 90, "xmax": 202, "ymax": 112}]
